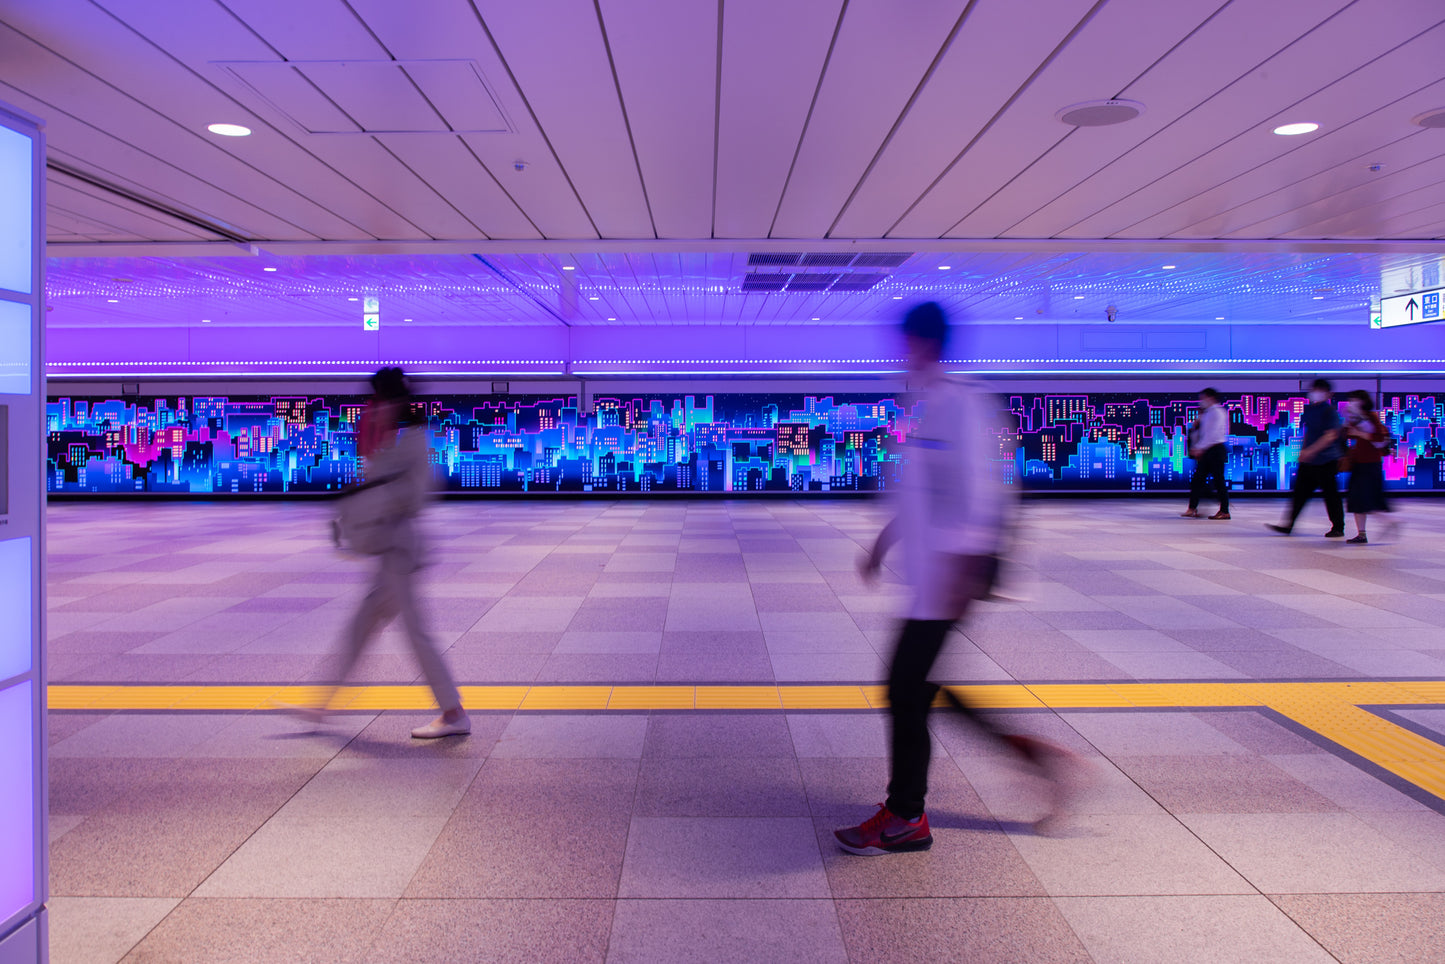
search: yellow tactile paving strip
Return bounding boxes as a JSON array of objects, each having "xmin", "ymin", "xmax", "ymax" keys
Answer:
[{"xmin": 47, "ymin": 680, "xmax": 1445, "ymax": 802}]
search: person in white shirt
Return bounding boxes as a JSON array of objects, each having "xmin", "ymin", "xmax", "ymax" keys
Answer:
[
  {"xmin": 1180, "ymin": 387, "xmax": 1230, "ymax": 520},
  {"xmin": 834, "ymin": 303, "xmax": 1076, "ymax": 856}
]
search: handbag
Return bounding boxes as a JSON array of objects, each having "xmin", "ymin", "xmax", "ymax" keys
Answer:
[{"xmin": 332, "ymin": 474, "xmax": 403, "ymax": 555}]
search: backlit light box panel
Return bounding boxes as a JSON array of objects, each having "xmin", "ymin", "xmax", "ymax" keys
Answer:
[{"xmin": 46, "ymin": 391, "xmax": 1445, "ymax": 495}]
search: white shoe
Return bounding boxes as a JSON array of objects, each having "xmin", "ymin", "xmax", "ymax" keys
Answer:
[{"xmin": 411, "ymin": 713, "xmax": 471, "ymax": 739}]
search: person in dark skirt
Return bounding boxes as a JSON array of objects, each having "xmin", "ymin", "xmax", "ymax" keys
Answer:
[{"xmin": 1343, "ymin": 390, "xmax": 1391, "ymax": 544}]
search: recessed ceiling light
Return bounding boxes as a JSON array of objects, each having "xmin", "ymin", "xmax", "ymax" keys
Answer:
[
  {"xmin": 347, "ymin": 297, "xmax": 358, "ymax": 301},
  {"xmin": 1014, "ymin": 316, "xmax": 1023, "ymax": 320},
  {"xmin": 263, "ymin": 267, "xmax": 277, "ymax": 272},
  {"xmin": 1162, "ymin": 265, "xmax": 1177, "ymax": 270},
  {"xmin": 562, "ymin": 265, "xmax": 575, "ymax": 271},
  {"xmin": 607, "ymin": 317, "xmax": 616, "ymax": 321},
  {"xmin": 106, "ymin": 298, "xmax": 118, "ymax": 303},
  {"xmin": 1272, "ymin": 122, "xmax": 1319, "ymax": 136},
  {"xmin": 938, "ymin": 265, "xmax": 951, "ymax": 270},
  {"xmin": 1312, "ymin": 295, "xmax": 1324, "ymax": 300},
  {"xmin": 1073, "ymin": 295, "xmax": 1085, "ymax": 299},
  {"xmin": 811, "ymin": 317, "xmax": 820, "ymax": 321},
  {"xmin": 588, "ymin": 296, "xmax": 599, "ymax": 301},
  {"xmin": 404, "ymin": 318, "xmax": 412, "ymax": 322},
  {"xmin": 201, "ymin": 319, "xmax": 211, "ymax": 324},
  {"xmin": 1216, "ymin": 316, "xmax": 1225, "ymax": 320},
  {"xmin": 892, "ymin": 295, "xmax": 903, "ymax": 300},
  {"xmin": 207, "ymin": 123, "xmax": 251, "ymax": 137}
]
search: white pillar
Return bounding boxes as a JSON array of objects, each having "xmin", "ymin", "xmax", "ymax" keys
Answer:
[{"xmin": 0, "ymin": 101, "xmax": 46, "ymax": 964}]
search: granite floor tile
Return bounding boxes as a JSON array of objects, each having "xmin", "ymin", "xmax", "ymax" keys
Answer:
[
  {"xmin": 834, "ymin": 897, "xmax": 1093, "ymax": 964},
  {"xmin": 195, "ymin": 812, "xmax": 451, "ymax": 898},
  {"xmin": 643, "ymin": 713, "xmax": 796, "ymax": 758},
  {"xmin": 368, "ymin": 899, "xmax": 613, "ymax": 964},
  {"xmin": 1270, "ymin": 893, "xmax": 1445, "ymax": 964},
  {"xmin": 1005, "ymin": 813, "xmax": 1254, "ymax": 896},
  {"xmin": 607, "ymin": 899, "xmax": 848, "ymax": 964},
  {"xmin": 618, "ymin": 817, "xmax": 829, "ymax": 898},
  {"xmin": 119, "ymin": 898, "xmax": 394, "ymax": 964},
  {"xmin": 47, "ymin": 896, "xmax": 180, "ymax": 964},
  {"xmin": 1055, "ymin": 894, "xmax": 1336, "ymax": 964},
  {"xmin": 1181, "ymin": 812, "xmax": 1445, "ymax": 893},
  {"xmin": 634, "ymin": 755, "xmax": 809, "ymax": 817},
  {"xmin": 490, "ymin": 713, "xmax": 648, "ymax": 758},
  {"xmin": 1111, "ymin": 755, "xmax": 1342, "ymax": 814}
]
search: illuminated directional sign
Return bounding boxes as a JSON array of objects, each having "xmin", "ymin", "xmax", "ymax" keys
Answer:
[
  {"xmin": 362, "ymin": 293, "xmax": 379, "ymax": 331},
  {"xmin": 1376, "ymin": 286, "xmax": 1445, "ymax": 328}
]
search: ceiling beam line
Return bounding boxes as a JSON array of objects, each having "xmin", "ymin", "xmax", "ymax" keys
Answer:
[{"xmin": 47, "ymin": 160, "xmax": 253, "ymax": 245}]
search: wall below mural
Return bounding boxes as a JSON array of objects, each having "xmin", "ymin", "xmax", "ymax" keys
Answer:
[{"xmin": 45, "ymin": 390, "xmax": 1445, "ymax": 495}]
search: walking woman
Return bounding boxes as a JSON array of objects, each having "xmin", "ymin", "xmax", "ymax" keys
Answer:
[
  {"xmin": 308, "ymin": 367, "xmax": 470, "ymax": 738},
  {"xmin": 1343, "ymin": 390, "xmax": 1392, "ymax": 545}
]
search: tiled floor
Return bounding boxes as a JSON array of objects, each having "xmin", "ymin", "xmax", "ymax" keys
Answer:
[{"xmin": 43, "ymin": 497, "xmax": 1445, "ymax": 963}]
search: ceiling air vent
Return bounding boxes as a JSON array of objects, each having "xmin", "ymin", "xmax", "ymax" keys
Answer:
[
  {"xmin": 830, "ymin": 273, "xmax": 888, "ymax": 292},
  {"xmin": 747, "ymin": 253, "xmax": 802, "ymax": 266},
  {"xmin": 851, "ymin": 252, "xmax": 913, "ymax": 268},
  {"xmin": 1055, "ymin": 99, "xmax": 1146, "ymax": 127},
  {"xmin": 786, "ymin": 273, "xmax": 839, "ymax": 291},
  {"xmin": 741, "ymin": 273, "xmax": 790, "ymax": 291},
  {"xmin": 800, "ymin": 253, "xmax": 856, "ymax": 267}
]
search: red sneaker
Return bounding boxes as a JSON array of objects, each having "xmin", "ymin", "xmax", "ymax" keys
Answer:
[{"xmin": 834, "ymin": 804, "xmax": 932, "ymax": 855}]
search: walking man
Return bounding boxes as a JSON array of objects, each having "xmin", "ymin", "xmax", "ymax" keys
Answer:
[
  {"xmin": 834, "ymin": 303, "xmax": 1073, "ymax": 856},
  {"xmin": 1268, "ymin": 378, "xmax": 1345, "ymax": 538},
  {"xmin": 1181, "ymin": 387, "xmax": 1230, "ymax": 520}
]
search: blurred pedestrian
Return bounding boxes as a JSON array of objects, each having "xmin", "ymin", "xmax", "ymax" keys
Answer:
[
  {"xmin": 1342, "ymin": 390, "xmax": 1392, "ymax": 544},
  {"xmin": 834, "ymin": 303, "xmax": 1076, "ymax": 856},
  {"xmin": 300, "ymin": 367, "xmax": 470, "ymax": 739},
  {"xmin": 1268, "ymin": 378, "xmax": 1345, "ymax": 538},
  {"xmin": 1180, "ymin": 387, "xmax": 1230, "ymax": 520}
]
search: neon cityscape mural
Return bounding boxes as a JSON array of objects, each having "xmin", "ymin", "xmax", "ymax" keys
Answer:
[{"xmin": 45, "ymin": 391, "xmax": 1445, "ymax": 495}]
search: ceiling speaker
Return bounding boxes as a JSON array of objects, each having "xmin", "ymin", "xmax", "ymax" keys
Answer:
[
  {"xmin": 1055, "ymin": 99, "xmax": 1146, "ymax": 127},
  {"xmin": 1411, "ymin": 108, "xmax": 1445, "ymax": 128}
]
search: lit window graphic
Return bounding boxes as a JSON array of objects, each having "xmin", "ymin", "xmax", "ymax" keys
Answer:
[
  {"xmin": 0, "ymin": 300, "xmax": 30, "ymax": 394},
  {"xmin": 0, "ymin": 681, "xmax": 35, "ymax": 921},
  {"xmin": 0, "ymin": 126, "xmax": 32, "ymax": 295},
  {"xmin": 0, "ymin": 539, "xmax": 30, "ymax": 680},
  {"xmin": 41, "ymin": 391, "xmax": 1443, "ymax": 495}
]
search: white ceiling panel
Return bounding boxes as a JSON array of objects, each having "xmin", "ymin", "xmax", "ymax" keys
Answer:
[
  {"xmin": 769, "ymin": 0, "xmax": 968, "ymax": 238},
  {"xmin": 478, "ymin": 0, "xmax": 655, "ymax": 238},
  {"xmin": 601, "ymin": 0, "xmax": 717, "ymax": 239},
  {"xmin": 343, "ymin": 0, "xmax": 599, "ymax": 240},
  {"xmin": 1275, "ymin": 159, "xmax": 1445, "ymax": 238},
  {"xmin": 0, "ymin": 0, "xmax": 1440, "ymax": 249},
  {"xmin": 13, "ymin": 0, "xmax": 423, "ymax": 241},
  {"xmin": 956, "ymin": 0, "xmax": 1347, "ymax": 239},
  {"xmin": 375, "ymin": 134, "xmax": 539, "ymax": 240},
  {"xmin": 891, "ymin": 0, "xmax": 1229, "ymax": 239},
  {"xmin": 713, "ymin": 0, "xmax": 840, "ymax": 239},
  {"xmin": 1130, "ymin": 75, "xmax": 1445, "ymax": 240},
  {"xmin": 1053, "ymin": 0, "xmax": 1445, "ymax": 239},
  {"xmin": 47, "ymin": 179, "xmax": 216, "ymax": 242},
  {"xmin": 828, "ymin": 0, "xmax": 1097, "ymax": 240}
]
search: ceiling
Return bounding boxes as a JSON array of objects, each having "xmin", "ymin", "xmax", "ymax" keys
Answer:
[
  {"xmin": 43, "ymin": 249, "xmax": 1439, "ymax": 328},
  {"xmin": 3, "ymin": 0, "xmax": 1445, "ymax": 250}
]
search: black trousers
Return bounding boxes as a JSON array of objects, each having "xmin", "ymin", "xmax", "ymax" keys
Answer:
[
  {"xmin": 885, "ymin": 617, "xmax": 1019, "ymax": 820},
  {"xmin": 1285, "ymin": 460, "xmax": 1344, "ymax": 531},
  {"xmin": 1188, "ymin": 443, "xmax": 1228, "ymax": 511}
]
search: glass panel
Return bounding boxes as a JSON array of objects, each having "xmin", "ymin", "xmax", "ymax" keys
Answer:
[
  {"xmin": 0, "ymin": 126, "xmax": 32, "ymax": 296},
  {"xmin": 0, "ymin": 538, "xmax": 30, "ymax": 681},
  {"xmin": 0, "ymin": 680, "xmax": 35, "ymax": 921},
  {"xmin": 0, "ymin": 300, "xmax": 29, "ymax": 395}
]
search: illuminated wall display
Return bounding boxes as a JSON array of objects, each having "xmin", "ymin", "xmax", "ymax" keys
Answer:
[
  {"xmin": 45, "ymin": 390, "xmax": 1445, "ymax": 496},
  {"xmin": 0, "ymin": 100, "xmax": 43, "ymax": 964},
  {"xmin": 0, "ymin": 683, "xmax": 34, "ymax": 921}
]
